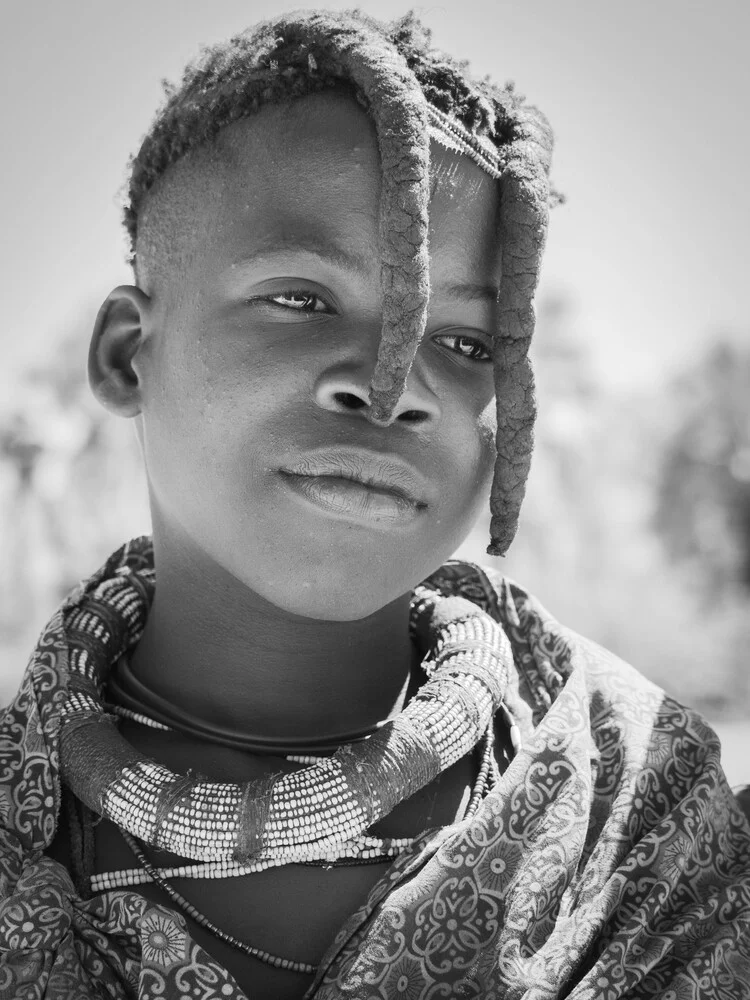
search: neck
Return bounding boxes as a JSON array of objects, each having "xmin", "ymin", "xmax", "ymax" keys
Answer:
[{"xmin": 128, "ymin": 527, "xmax": 421, "ymax": 742}]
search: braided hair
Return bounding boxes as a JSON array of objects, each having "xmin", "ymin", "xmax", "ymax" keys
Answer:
[{"xmin": 124, "ymin": 9, "xmax": 555, "ymax": 556}]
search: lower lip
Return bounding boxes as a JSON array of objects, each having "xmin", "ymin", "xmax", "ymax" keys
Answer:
[{"xmin": 281, "ymin": 473, "xmax": 422, "ymax": 525}]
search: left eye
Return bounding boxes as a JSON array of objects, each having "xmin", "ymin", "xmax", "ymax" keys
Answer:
[
  {"xmin": 264, "ymin": 291, "xmax": 330, "ymax": 313},
  {"xmin": 435, "ymin": 334, "xmax": 492, "ymax": 363}
]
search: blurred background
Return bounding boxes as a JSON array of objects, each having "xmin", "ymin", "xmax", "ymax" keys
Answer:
[{"xmin": 1, "ymin": 1, "xmax": 748, "ymax": 784}]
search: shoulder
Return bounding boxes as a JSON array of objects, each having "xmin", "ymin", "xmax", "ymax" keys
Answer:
[
  {"xmin": 426, "ymin": 558, "xmax": 719, "ymax": 748},
  {"xmin": 434, "ymin": 562, "xmax": 750, "ymax": 840},
  {"xmin": 424, "ymin": 557, "xmax": 649, "ymax": 700}
]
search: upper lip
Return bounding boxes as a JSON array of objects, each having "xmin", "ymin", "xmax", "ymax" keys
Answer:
[{"xmin": 281, "ymin": 448, "xmax": 429, "ymax": 506}]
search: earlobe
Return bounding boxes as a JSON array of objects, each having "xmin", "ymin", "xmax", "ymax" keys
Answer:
[{"xmin": 89, "ymin": 285, "xmax": 151, "ymax": 418}]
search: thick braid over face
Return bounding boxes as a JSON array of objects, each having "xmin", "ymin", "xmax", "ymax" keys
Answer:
[
  {"xmin": 124, "ymin": 10, "xmax": 555, "ymax": 553},
  {"xmin": 488, "ymin": 104, "xmax": 553, "ymax": 555}
]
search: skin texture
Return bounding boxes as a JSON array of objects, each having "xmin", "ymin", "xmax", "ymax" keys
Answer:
[{"xmin": 89, "ymin": 91, "xmax": 501, "ymax": 741}]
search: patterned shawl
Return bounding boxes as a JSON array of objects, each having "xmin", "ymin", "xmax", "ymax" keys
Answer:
[{"xmin": 0, "ymin": 537, "xmax": 748, "ymax": 999}]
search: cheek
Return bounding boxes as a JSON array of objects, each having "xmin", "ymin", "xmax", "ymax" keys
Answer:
[
  {"xmin": 138, "ymin": 322, "xmax": 310, "ymax": 509},
  {"xmin": 438, "ymin": 398, "xmax": 497, "ymax": 519},
  {"xmin": 137, "ymin": 329, "xmax": 236, "ymax": 496},
  {"xmin": 467, "ymin": 398, "xmax": 498, "ymax": 494}
]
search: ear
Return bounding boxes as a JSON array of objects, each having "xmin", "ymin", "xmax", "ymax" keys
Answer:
[{"xmin": 89, "ymin": 285, "xmax": 151, "ymax": 418}]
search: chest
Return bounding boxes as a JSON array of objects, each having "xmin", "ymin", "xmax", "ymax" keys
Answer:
[{"xmin": 53, "ymin": 733, "xmax": 501, "ymax": 1000}]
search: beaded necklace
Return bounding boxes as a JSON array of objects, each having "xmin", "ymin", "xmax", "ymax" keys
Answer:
[
  {"xmin": 56, "ymin": 550, "xmax": 517, "ymax": 977},
  {"xmin": 92, "ymin": 708, "xmax": 502, "ymax": 977},
  {"xmin": 60, "ymin": 576, "xmax": 514, "ymax": 865},
  {"xmin": 91, "ymin": 706, "xmax": 505, "ymax": 892}
]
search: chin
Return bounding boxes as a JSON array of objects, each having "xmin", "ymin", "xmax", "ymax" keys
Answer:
[
  {"xmin": 256, "ymin": 533, "xmax": 473, "ymax": 620},
  {"xmin": 258, "ymin": 576, "xmax": 403, "ymax": 621},
  {"xmin": 246, "ymin": 542, "xmax": 421, "ymax": 619},
  {"xmin": 202, "ymin": 507, "xmax": 477, "ymax": 620}
]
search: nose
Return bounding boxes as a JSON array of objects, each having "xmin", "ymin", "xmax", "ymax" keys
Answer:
[{"xmin": 315, "ymin": 359, "xmax": 441, "ymax": 428}]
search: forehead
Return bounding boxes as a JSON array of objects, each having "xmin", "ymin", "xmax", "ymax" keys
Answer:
[{"xmin": 137, "ymin": 91, "xmax": 501, "ymax": 290}]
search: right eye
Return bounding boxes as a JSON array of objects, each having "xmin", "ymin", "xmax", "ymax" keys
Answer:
[{"xmin": 256, "ymin": 291, "xmax": 331, "ymax": 313}]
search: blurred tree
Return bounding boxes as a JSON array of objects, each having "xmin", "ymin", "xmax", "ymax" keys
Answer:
[
  {"xmin": 654, "ymin": 341, "xmax": 750, "ymax": 594},
  {"xmin": 0, "ymin": 321, "xmax": 148, "ymax": 700},
  {"xmin": 457, "ymin": 301, "xmax": 750, "ymax": 717}
]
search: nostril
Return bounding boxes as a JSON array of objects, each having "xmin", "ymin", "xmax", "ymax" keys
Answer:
[
  {"xmin": 334, "ymin": 391, "xmax": 367, "ymax": 411},
  {"xmin": 398, "ymin": 410, "xmax": 426, "ymax": 424}
]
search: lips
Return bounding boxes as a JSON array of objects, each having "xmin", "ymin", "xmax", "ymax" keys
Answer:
[{"xmin": 280, "ymin": 448, "xmax": 429, "ymax": 508}]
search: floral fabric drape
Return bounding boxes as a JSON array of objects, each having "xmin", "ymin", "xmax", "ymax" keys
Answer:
[{"xmin": 0, "ymin": 538, "xmax": 748, "ymax": 998}]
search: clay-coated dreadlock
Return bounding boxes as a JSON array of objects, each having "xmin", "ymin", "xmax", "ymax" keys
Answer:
[{"xmin": 124, "ymin": 9, "xmax": 555, "ymax": 556}]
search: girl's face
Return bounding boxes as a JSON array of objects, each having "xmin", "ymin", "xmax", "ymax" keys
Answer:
[{"xmin": 131, "ymin": 91, "xmax": 501, "ymax": 620}]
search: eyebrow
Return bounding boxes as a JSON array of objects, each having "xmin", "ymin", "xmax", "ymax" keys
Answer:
[
  {"xmin": 228, "ymin": 236, "xmax": 374, "ymax": 279},
  {"xmin": 445, "ymin": 281, "xmax": 501, "ymax": 304},
  {"xmin": 227, "ymin": 242, "xmax": 500, "ymax": 303}
]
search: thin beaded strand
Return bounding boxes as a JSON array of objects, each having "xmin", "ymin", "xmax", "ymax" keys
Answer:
[
  {"xmin": 109, "ymin": 705, "xmax": 172, "ymax": 732},
  {"xmin": 120, "ymin": 828, "xmax": 317, "ymax": 976},
  {"xmin": 426, "ymin": 105, "xmax": 506, "ymax": 179},
  {"xmin": 464, "ymin": 719, "xmax": 496, "ymax": 819},
  {"xmin": 108, "ymin": 704, "xmax": 336, "ymax": 765},
  {"xmin": 91, "ymin": 832, "xmax": 410, "ymax": 893},
  {"xmin": 92, "ymin": 845, "xmax": 401, "ymax": 892}
]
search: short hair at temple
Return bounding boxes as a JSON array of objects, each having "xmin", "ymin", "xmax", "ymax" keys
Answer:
[{"xmin": 122, "ymin": 9, "xmax": 556, "ymax": 557}]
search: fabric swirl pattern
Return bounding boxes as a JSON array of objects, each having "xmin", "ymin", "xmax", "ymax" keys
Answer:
[{"xmin": 0, "ymin": 538, "xmax": 747, "ymax": 998}]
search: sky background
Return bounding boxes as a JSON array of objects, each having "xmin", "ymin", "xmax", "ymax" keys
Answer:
[{"xmin": 0, "ymin": 0, "xmax": 748, "ymax": 392}]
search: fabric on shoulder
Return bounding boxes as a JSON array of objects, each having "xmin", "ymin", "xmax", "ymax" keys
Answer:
[
  {"xmin": 0, "ymin": 539, "xmax": 748, "ymax": 998},
  {"xmin": 312, "ymin": 560, "xmax": 750, "ymax": 998},
  {"xmin": 738, "ymin": 786, "xmax": 750, "ymax": 824}
]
